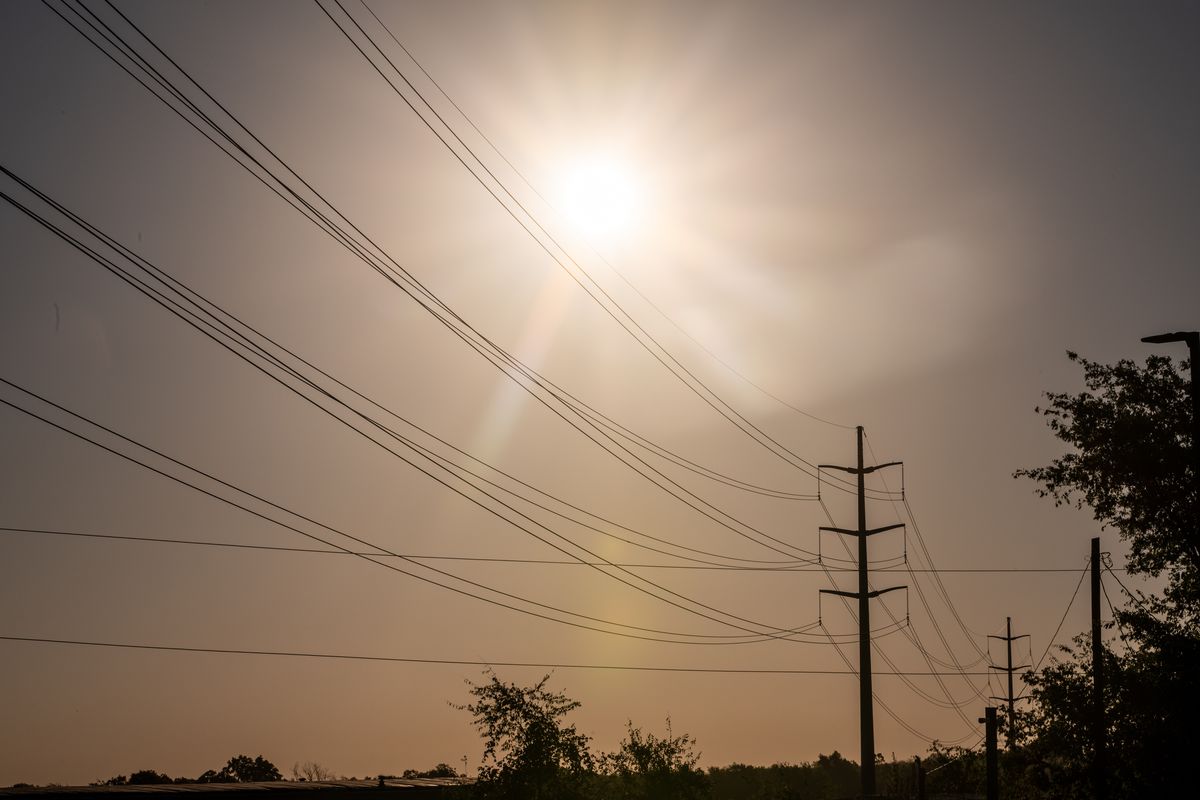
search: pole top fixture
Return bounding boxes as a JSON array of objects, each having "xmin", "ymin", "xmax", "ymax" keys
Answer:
[{"xmin": 1141, "ymin": 331, "xmax": 1198, "ymax": 345}]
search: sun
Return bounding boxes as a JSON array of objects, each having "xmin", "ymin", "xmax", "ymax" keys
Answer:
[{"xmin": 555, "ymin": 155, "xmax": 646, "ymax": 242}]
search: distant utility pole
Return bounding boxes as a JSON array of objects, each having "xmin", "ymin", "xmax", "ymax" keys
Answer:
[
  {"xmin": 818, "ymin": 426, "xmax": 905, "ymax": 799},
  {"xmin": 1091, "ymin": 536, "xmax": 1106, "ymax": 800},
  {"xmin": 988, "ymin": 616, "xmax": 1030, "ymax": 747}
]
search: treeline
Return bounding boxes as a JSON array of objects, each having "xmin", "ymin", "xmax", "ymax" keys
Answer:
[
  {"xmin": 95, "ymin": 755, "xmax": 284, "ymax": 786},
  {"xmin": 89, "ymin": 757, "xmax": 464, "ymax": 788}
]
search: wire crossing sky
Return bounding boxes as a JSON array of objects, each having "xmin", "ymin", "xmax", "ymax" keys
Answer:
[{"xmin": 2, "ymin": 0, "xmax": 1197, "ymax": 787}]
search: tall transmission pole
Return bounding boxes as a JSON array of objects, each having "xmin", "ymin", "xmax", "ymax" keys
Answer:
[
  {"xmin": 988, "ymin": 616, "xmax": 1030, "ymax": 747},
  {"xmin": 818, "ymin": 426, "xmax": 905, "ymax": 799}
]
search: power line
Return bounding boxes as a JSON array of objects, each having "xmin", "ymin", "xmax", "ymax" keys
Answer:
[
  {"xmin": 0, "ymin": 166, "xmax": 854, "ymax": 623},
  {"xmin": 1032, "ymin": 559, "xmax": 1090, "ymax": 674},
  {"xmin": 46, "ymin": 0, "xmax": 837, "ymax": 565},
  {"xmin": 356, "ymin": 0, "xmax": 856, "ymax": 435},
  {"xmin": 313, "ymin": 0, "xmax": 880, "ymax": 499},
  {"xmin": 0, "ymin": 635, "xmax": 993, "ymax": 675},
  {"xmin": 0, "ymin": 377, "xmax": 841, "ymax": 646},
  {"xmin": 820, "ymin": 496, "xmax": 984, "ymax": 733},
  {"xmin": 1099, "ymin": 572, "xmax": 1128, "ymax": 644},
  {"xmin": 0, "ymin": 175, "xmax": 876, "ymax": 645},
  {"xmin": 21, "ymin": 0, "xmax": 1022, "ymax": 743},
  {"xmin": 850, "ymin": 437, "xmax": 991, "ymax": 724},
  {"xmin": 862, "ymin": 434, "xmax": 990, "ymax": 673},
  {"xmin": 1, "ymin": 162, "xmax": 824, "ymax": 573},
  {"xmin": 815, "ymin": 624, "xmax": 979, "ymax": 747},
  {"xmin": 0, "ymin": 526, "xmax": 1109, "ymax": 572},
  {"xmin": 812, "ymin": 494, "xmax": 980, "ymax": 747}
]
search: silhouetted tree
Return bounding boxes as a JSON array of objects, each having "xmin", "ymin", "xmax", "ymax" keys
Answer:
[
  {"xmin": 94, "ymin": 771, "xmax": 171, "ymax": 787},
  {"xmin": 127, "ymin": 770, "xmax": 172, "ymax": 785},
  {"xmin": 1015, "ymin": 350, "xmax": 1199, "ymax": 796},
  {"xmin": 401, "ymin": 764, "xmax": 460, "ymax": 779},
  {"xmin": 455, "ymin": 671, "xmax": 593, "ymax": 800},
  {"xmin": 195, "ymin": 770, "xmax": 232, "ymax": 784},
  {"xmin": 219, "ymin": 755, "xmax": 282, "ymax": 783},
  {"xmin": 601, "ymin": 718, "xmax": 707, "ymax": 800},
  {"xmin": 291, "ymin": 762, "xmax": 335, "ymax": 782}
]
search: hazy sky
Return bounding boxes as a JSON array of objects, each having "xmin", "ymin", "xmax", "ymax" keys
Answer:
[{"xmin": 2, "ymin": 0, "xmax": 1198, "ymax": 787}]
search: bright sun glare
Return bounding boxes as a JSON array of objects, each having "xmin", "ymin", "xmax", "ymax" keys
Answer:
[{"xmin": 556, "ymin": 156, "xmax": 645, "ymax": 241}]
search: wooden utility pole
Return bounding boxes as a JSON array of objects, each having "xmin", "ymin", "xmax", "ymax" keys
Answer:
[
  {"xmin": 980, "ymin": 706, "xmax": 998, "ymax": 800},
  {"xmin": 1091, "ymin": 537, "xmax": 1106, "ymax": 800},
  {"xmin": 818, "ymin": 426, "xmax": 904, "ymax": 798},
  {"xmin": 988, "ymin": 617, "xmax": 1030, "ymax": 747}
]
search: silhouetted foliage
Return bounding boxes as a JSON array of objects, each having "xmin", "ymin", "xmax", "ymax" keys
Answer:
[
  {"xmin": 230, "ymin": 755, "xmax": 282, "ymax": 782},
  {"xmin": 128, "ymin": 770, "xmax": 173, "ymax": 785},
  {"xmin": 1015, "ymin": 351, "xmax": 1200, "ymax": 796},
  {"xmin": 601, "ymin": 719, "xmax": 707, "ymax": 800},
  {"xmin": 195, "ymin": 769, "xmax": 232, "ymax": 784},
  {"xmin": 195, "ymin": 755, "xmax": 282, "ymax": 783},
  {"xmin": 401, "ymin": 764, "xmax": 460, "ymax": 779},
  {"xmin": 707, "ymin": 752, "xmax": 857, "ymax": 800},
  {"xmin": 1015, "ymin": 351, "xmax": 1198, "ymax": 625},
  {"xmin": 93, "ymin": 772, "xmax": 172, "ymax": 787},
  {"xmin": 455, "ymin": 671, "xmax": 593, "ymax": 800}
]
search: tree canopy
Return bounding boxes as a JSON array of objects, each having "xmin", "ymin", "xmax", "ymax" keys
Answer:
[
  {"xmin": 1014, "ymin": 350, "xmax": 1198, "ymax": 797},
  {"xmin": 455, "ymin": 671, "xmax": 594, "ymax": 800},
  {"xmin": 1015, "ymin": 351, "xmax": 1197, "ymax": 621},
  {"xmin": 602, "ymin": 719, "xmax": 706, "ymax": 800}
]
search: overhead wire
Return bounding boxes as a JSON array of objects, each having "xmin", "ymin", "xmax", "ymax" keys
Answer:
[
  {"xmin": 862, "ymin": 432, "xmax": 991, "ymax": 683},
  {"xmin": 810, "ymin": 495, "xmax": 979, "ymax": 742},
  {"xmin": 355, "ymin": 0, "xmax": 857, "ymax": 436},
  {"xmin": 313, "ymin": 0, "xmax": 886, "ymax": 500},
  {"xmin": 820, "ymin": 499, "xmax": 984, "ymax": 729},
  {"xmin": 0, "ymin": 635, "xmax": 992, "ymax": 675},
  {"xmin": 1104, "ymin": 563, "xmax": 1151, "ymax": 612},
  {"xmin": 1099, "ymin": 570, "xmax": 1128, "ymax": 645},
  {"xmin": 0, "ymin": 526, "xmax": 1087, "ymax": 572},
  {"xmin": 1031, "ymin": 559, "xmax": 1090, "ymax": 674},
  {"xmin": 0, "ymin": 374, "xmax": 850, "ymax": 646},
  {"xmin": 0, "ymin": 182, "xmax": 854, "ymax": 645},
  {"xmin": 0, "ymin": 170, "xmax": 878, "ymax": 642},
  {"xmin": 23, "ymin": 0, "xmax": 1003, "ymax": 738},
  {"xmin": 49, "ymin": 0, "xmax": 837, "ymax": 565},
  {"xmin": 1, "ymin": 163, "xmax": 821, "ymax": 573},
  {"xmin": 32, "ymin": 0, "xmax": 830, "ymax": 559}
]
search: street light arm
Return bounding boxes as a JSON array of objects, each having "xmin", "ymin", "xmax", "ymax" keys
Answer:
[{"xmin": 1141, "ymin": 331, "xmax": 1199, "ymax": 346}]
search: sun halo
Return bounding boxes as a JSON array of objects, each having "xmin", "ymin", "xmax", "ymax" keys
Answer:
[{"xmin": 555, "ymin": 156, "xmax": 647, "ymax": 242}]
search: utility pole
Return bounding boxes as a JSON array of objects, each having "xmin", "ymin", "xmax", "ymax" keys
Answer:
[
  {"xmin": 988, "ymin": 616, "xmax": 1030, "ymax": 747},
  {"xmin": 818, "ymin": 426, "xmax": 905, "ymax": 799},
  {"xmin": 979, "ymin": 706, "xmax": 998, "ymax": 800},
  {"xmin": 1090, "ymin": 537, "xmax": 1106, "ymax": 800},
  {"xmin": 913, "ymin": 756, "xmax": 925, "ymax": 800}
]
